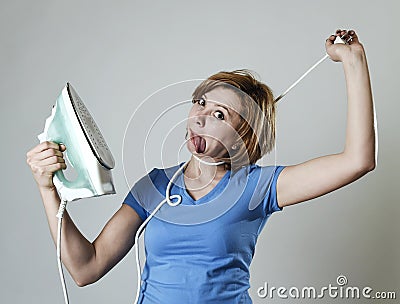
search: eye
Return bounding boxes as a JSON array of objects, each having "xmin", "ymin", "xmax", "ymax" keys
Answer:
[
  {"xmin": 192, "ymin": 98, "xmax": 206, "ymax": 107},
  {"xmin": 213, "ymin": 111, "xmax": 224, "ymax": 120}
]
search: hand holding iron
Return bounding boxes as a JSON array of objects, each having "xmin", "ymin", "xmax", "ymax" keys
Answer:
[{"xmin": 26, "ymin": 141, "xmax": 67, "ymax": 190}]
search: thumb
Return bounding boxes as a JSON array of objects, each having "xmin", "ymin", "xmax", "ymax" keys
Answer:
[{"xmin": 59, "ymin": 144, "xmax": 67, "ymax": 152}]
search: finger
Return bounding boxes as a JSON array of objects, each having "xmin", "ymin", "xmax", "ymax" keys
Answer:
[
  {"xmin": 32, "ymin": 156, "xmax": 66, "ymax": 167},
  {"xmin": 348, "ymin": 29, "xmax": 359, "ymax": 43},
  {"xmin": 335, "ymin": 29, "xmax": 347, "ymax": 37},
  {"xmin": 335, "ymin": 29, "xmax": 347, "ymax": 36},
  {"xmin": 48, "ymin": 162, "xmax": 67, "ymax": 172},
  {"xmin": 27, "ymin": 141, "xmax": 62, "ymax": 156},
  {"xmin": 28, "ymin": 147, "xmax": 64, "ymax": 162},
  {"xmin": 335, "ymin": 29, "xmax": 357, "ymax": 44},
  {"xmin": 325, "ymin": 34, "xmax": 336, "ymax": 45},
  {"xmin": 39, "ymin": 162, "xmax": 67, "ymax": 173},
  {"xmin": 30, "ymin": 162, "xmax": 67, "ymax": 176}
]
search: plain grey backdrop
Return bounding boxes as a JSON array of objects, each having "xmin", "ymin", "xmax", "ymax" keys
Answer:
[{"xmin": 1, "ymin": 0, "xmax": 398, "ymax": 303}]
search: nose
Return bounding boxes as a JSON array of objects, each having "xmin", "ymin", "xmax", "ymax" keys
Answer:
[
  {"xmin": 194, "ymin": 113, "xmax": 206, "ymax": 127},
  {"xmin": 189, "ymin": 102, "xmax": 212, "ymax": 128},
  {"xmin": 191, "ymin": 105, "xmax": 209, "ymax": 127}
]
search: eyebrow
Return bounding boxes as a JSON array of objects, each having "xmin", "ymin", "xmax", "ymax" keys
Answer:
[{"xmin": 203, "ymin": 94, "xmax": 232, "ymax": 116}]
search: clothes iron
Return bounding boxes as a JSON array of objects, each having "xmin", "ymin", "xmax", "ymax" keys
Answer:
[{"xmin": 38, "ymin": 83, "xmax": 116, "ymax": 201}]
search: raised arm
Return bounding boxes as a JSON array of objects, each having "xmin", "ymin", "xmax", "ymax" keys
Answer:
[
  {"xmin": 27, "ymin": 141, "xmax": 143, "ymax": 286},
  {"xmin": 276, "ymin": 29, "xmax": 376, "ymax": 208}
]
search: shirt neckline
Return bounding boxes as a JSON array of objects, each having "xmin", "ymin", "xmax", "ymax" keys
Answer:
[{"xmin": 175, "ymin": 165, "xmax": 231, "ymax": 205}]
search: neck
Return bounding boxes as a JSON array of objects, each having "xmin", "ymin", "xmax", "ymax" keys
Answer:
[{"xmin": 184, "ymin": 155, "xmax": 227, "ymax": 181}]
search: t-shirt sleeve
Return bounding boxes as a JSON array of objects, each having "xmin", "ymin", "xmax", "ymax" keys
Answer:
[
  {"xmin": 263, "ymin": 165, "xmax": 286, "ymax": 215},
  {"xmin": 122, "ymin": 168, "xmax": 164, "ymax": 221},
  {"xmin": 122, "ymin": 169, "xmax": 159, "ymax": 221},
  {"xmin": 123, "ymin": 188, "xmax": 149, "ymax": 221}
]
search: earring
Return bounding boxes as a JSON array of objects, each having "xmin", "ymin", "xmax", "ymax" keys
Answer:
[{"xmin": 232, "ymin": 144, "xmax": 238, "ymax": 150}]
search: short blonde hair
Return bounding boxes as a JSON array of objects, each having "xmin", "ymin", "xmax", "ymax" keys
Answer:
[{"xmin": 192, "ymin": 69, "xmax": 276, "ymax": 169}]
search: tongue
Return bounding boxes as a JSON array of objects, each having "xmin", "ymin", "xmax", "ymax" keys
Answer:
[{"xmin": 194, "ymin": 136, "xmax": 206, "ymax": 153}]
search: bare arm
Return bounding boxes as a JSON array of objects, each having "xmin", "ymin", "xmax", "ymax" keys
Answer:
[
  {"xmin": 277, "ymin": 29, "xmax": 376, "ymax": 208},
  {"xmin": 27, "ymin": 141, "xmax": 143, "ymax": 286}
]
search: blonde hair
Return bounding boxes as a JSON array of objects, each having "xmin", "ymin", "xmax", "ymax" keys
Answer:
[{"xmin": 192, "ymin": 69, "xmax": 276, "ymax": 169}]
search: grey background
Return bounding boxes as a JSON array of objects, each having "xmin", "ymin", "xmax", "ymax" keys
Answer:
[{"xmin": 1, "ymin": 0, "xmax": 398, "ymax": 303}]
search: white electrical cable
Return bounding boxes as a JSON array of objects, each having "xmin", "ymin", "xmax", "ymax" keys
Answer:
[
  {"xmin": 192, "ymin": 154, "xmax": 225, "ymax": 166},
  {"xmin": 133, "ymin": 153, "xmax": 231, "ymax": 302},
  {"xmin": 133, "ymin": 160, "xmax": 191, "ymax": 303},
  {"xmin": 133, "ymin": 158, "xmax": 225, "ymax": 304},
  {"xmin": 274, "ymin": 34, "xmax": 350, "ymax": 103},
  {"xmin": 56, "ymin": 199, "xmax": 69, "ymax": 304},
  {"xmin": 133, "ymin": 155, "xmax": 225, "ymax": 303},
  {"xmin": 274, "ymin": 54, "xmax": 329, "ymax": 103}
]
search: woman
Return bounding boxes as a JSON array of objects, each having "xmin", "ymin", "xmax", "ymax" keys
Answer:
[{"xmin": 26, "ymin": 29, "xmax": 376, "ymax": 303}]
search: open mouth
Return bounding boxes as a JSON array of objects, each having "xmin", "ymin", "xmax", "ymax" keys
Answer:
[{"xmin": 189, "ymin": 131, "xmax": 206, "ymax": 154}]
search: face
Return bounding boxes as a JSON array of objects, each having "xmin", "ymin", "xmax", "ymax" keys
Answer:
[{"xmin": 186, "ymin": 87, "xmax": 242, "ymax": 159}]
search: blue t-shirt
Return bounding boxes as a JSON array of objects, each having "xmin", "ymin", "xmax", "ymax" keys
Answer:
[{"xmin": 123, "ymin": 163, "xmax": 285, "ymax": 304}]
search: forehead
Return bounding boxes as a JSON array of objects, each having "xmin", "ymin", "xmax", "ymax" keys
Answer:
[{"xmin": 203, "ymin": 87, "xmax": 242, "ymax": 113}]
